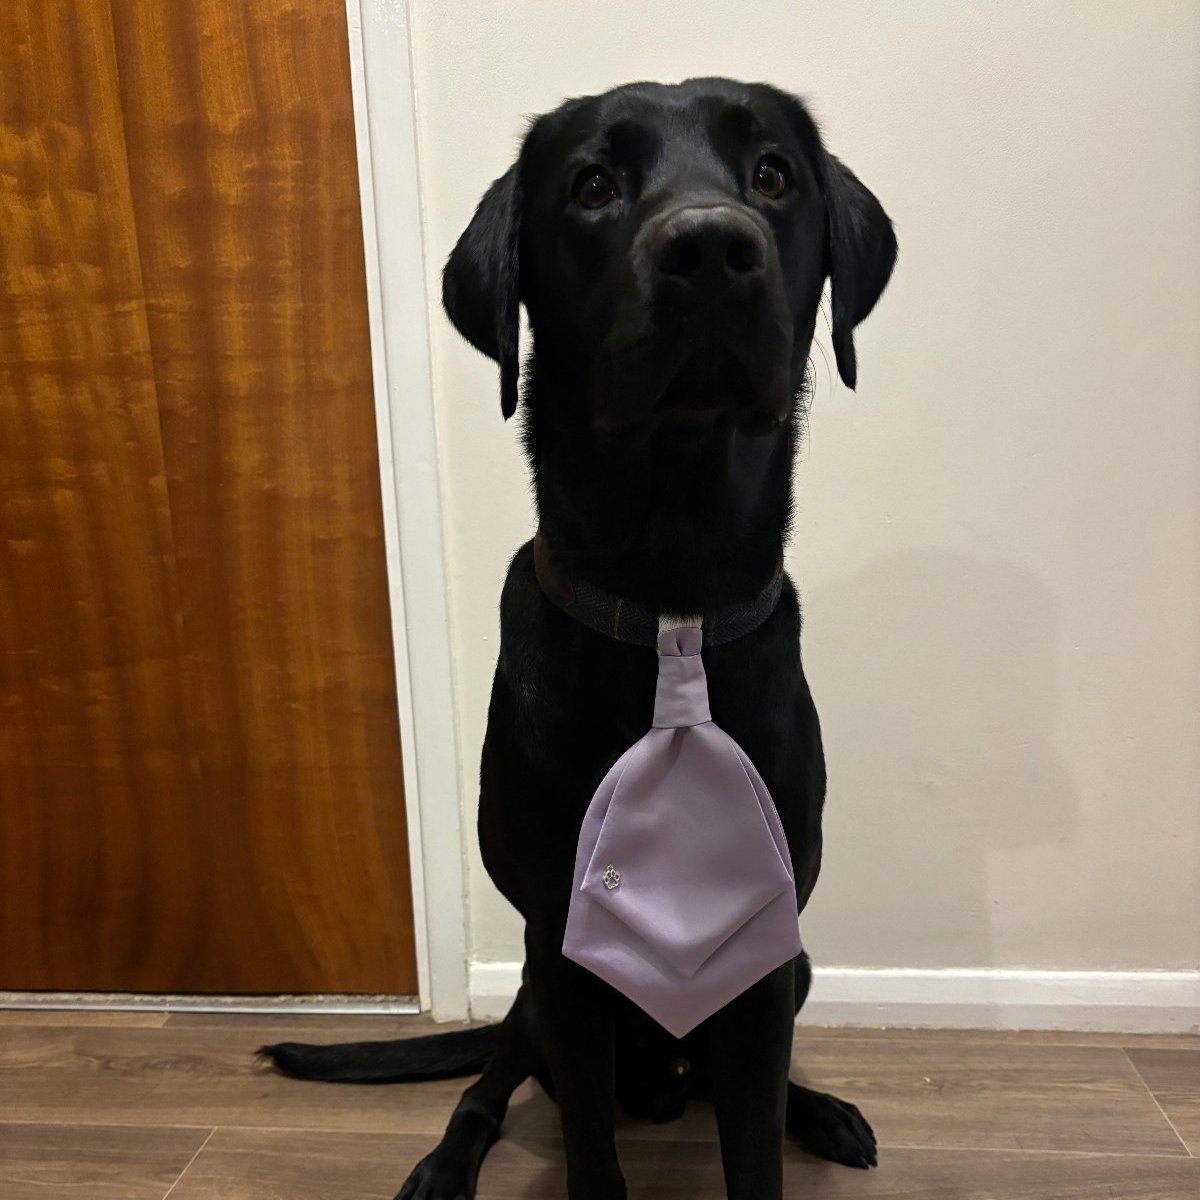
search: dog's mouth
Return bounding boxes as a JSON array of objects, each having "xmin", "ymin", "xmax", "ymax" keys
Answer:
[
  {"xmin": 651, "ymin": 344, "xmax": 789, "ymax": 437},
  {"xmin": 656, "ymin": 344, "xmax": 756, "ymax": 418},
  {"xmin": 592, "ymin": 333, "xmax": 793, "ymax": 440}
]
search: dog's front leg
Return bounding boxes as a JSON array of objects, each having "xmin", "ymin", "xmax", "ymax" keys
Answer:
[
  {"xmin": 526, "ymin": 928, "xmax": 626, "ymax": 1200},
  {"xmin": 705, "ymin": 960, "xmax": 795, "ymax": 1200}
]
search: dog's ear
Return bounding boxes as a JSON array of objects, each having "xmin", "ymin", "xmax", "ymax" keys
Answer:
[
  {"xmin": 820, "ymin": 153, "xmax": 897, "ymax": 390},
  {"xmin": 443, "ymin": 164, "xmax": 522, "ymax": 419}
]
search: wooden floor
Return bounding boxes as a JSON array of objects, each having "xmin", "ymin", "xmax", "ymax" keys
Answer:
[{"xmin": 0, "ymin": 1011, "xmax": 1197, "ymax": 1199}]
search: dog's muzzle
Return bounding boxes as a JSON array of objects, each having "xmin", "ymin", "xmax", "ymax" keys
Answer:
[{"xmin": 590, "ymin": 201, "xmax": 794, "ymax": 435}]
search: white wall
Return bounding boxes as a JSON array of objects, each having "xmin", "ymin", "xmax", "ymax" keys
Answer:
[{"xmin": 405, "ymin": 1, "xmax": 1200, "ymax": 980}]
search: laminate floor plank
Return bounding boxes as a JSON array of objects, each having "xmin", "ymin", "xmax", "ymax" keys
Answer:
[
  {"xmin": 165, "ymin": 1127, "xmax": 1200, "ymax": 1200},
  {"xmin": 0, "ymin": 1024, "xmax": 468, "ymax": 1133},
  {"xmin": 0, "ymin": 1008, "xmax": 169, "ymax": 1028},
  {"xmin": 0, "ymin": 1122, "xmax": 210, "ymax": 1200},
  {"xmin": 1127, "ymin": 1046, "xmax": 1200, "ymax": 1155},
  {"xmin": 794, "ymin": 1026, "xmax": 1200, "ymax": 1051},
  {"xmin": 786, "ymin": 1037, "xmax": 1189, "ymax": 1156},
  {"xmin": 2, "ymin": 1012, "xmax": 1197, "ymax": 1200}
]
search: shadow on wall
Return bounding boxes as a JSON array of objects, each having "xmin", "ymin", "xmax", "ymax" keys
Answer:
[{"xmin": 800, "ymin": 549, "xmax": 1080, "ymax": 969}]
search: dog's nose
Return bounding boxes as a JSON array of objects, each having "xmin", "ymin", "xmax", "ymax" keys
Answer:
[{"xmin": 653, "ymin": 206, "xmax": 767, "ymax": 284}]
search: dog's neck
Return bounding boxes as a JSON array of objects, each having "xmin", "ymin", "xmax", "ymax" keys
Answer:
[{"xmin": 524, "ymin": 365, "xmax": 797, "ymax": 614}]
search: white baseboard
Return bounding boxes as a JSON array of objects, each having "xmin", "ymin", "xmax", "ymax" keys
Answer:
[
  {"xmin": 469, "ymin": 962, "xmax": 525, "ymax": 1022},
  {"xmin": 802, "ymin": 967, "xmax": 1200, "ymax": 1033},
  {"xmin": 468, "ymin": 961, "xmax": 1200, "ymax": 1034}
]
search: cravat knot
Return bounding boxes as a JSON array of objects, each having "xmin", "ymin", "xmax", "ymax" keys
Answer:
[{"xmin": 652, "ymin": 625, "xmax": 711, "ymax": 728}]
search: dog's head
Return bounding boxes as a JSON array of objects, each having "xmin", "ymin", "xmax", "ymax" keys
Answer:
[{"xmin": 444, "ymin": 78, "xmax": 895, "ymax": 439}]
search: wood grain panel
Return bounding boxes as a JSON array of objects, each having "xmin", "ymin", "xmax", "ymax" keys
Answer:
[
  {"xmin": 0, "ymin": 0, "xmax": 203, "ymax": 989},
  {"xmin": 106, "ymin": 0, "xmax": 415, "ymax": 993},
  {"xmin": 0, "ymin": 0, "xmax": 415, "ymax": 994}
]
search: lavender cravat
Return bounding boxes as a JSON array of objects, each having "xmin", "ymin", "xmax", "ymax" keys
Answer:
[{"xmin": 562, "ymin": 623, "xmax": 802, "ymax": 1038}]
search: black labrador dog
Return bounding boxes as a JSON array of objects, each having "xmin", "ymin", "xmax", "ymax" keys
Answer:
[{"xmin": 264, "ymin": 77, "xmax": 896, "ymax": 1200}]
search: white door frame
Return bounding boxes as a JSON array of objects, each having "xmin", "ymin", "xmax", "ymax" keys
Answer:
[{"xmin": 344, "ymin": 0, "xmax": 469, "ymax": 1020}]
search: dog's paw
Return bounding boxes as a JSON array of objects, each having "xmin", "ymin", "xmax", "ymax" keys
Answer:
[
  {"xmin": 394, "ymin": 1150, "xmax": 475, "ymax": 1200},
  {"xmin": 786, "ymin": 1083, "xmax": 878, "ymax": 1170}
]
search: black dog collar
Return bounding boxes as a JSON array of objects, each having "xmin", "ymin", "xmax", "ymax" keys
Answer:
[{"xmin": 533, "ymin": 534, "xmax": 783, "ymax": 648}]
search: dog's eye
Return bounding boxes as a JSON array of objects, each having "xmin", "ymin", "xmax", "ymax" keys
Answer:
[
  {"xmin": 576, "ymin": 167, "xmax": 618, "ymax": 210},
  {"xmin": 752, "ymin": 156, "xmax": 789, "ymax": 200}
]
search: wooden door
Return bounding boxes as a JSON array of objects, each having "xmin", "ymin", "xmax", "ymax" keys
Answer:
[{"xmin": 0, "ymin": 1, "xmax": 417, "ymax": 994}]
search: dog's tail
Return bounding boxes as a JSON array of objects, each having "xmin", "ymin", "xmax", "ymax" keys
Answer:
[{"xmin": 259, "ymin": 1023, "xmax": 499, "ymax": 1083}]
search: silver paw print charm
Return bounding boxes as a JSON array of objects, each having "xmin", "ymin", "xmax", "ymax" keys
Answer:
[{"xmin": 602, "ymin": 864, "xmax": 621, "ymax": 891}]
